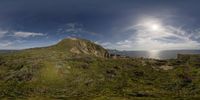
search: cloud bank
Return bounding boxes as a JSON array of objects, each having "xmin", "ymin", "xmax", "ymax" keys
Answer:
[
  {"xmin": 99, "ymin": 17, "xmax": 200, "ymax": 50},
  {"xmin": 13, "ymin": 32, "xmax": 45, "ymax": 38},
  {"xmin": 0, "ymin": 30, "xmax": 8, "ymax": 38},
  {"xmin": 0, "ymin": 30, "xmax": 46, "ymax": 49}
]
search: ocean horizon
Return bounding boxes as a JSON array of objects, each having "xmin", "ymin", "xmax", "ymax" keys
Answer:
[
  {"xmin": 109, "ymin": 50, "xmax": 200, "ymax": 59},
  {"xmin": 1, "ymin": 49, "xmax": 200, "ymax": 59}
]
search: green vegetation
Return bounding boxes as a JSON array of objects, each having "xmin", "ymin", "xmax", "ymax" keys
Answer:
[{"xmin": 0, "ymin": 38, "xmax": 200, "ymax": 99}]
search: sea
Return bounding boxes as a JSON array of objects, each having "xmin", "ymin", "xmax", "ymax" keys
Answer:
[
  {"xmin": 109, "ymin": 50, "xmax": 200, "ymax": 59},
  {"xmin": 1, "ymin": 50, "xmax": 200, "ymax": 60}
]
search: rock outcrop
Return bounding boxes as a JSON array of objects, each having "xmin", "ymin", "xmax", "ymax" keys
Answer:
[{"xmin": 52, "ymin": 38, "xmax": 109, "ymax": 58}]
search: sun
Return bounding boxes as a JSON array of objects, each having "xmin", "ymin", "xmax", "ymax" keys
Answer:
[
  {"xmin": 145, "ymin": 21, "xmax": 162, "ymax": 32},
  {"xmin": 151, "ymin": 24, "xmax": 160, "ymax": 31},
  {"xmin": 137, "ymin": 17, "xmax": 162, "ymax": 32}
]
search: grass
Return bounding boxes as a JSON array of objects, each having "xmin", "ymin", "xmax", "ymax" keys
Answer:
[{"xmin": 0, "ymin": 39, "xmax": 200, "ymax": 99}]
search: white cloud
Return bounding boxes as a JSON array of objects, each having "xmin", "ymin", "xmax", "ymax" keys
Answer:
[
  {"xmin": 100, "ymin": 42, "xmax": 112, "ymax": 47},
  {"xmin": 0, "ymin": 41, "xmax": 13, "ymax": 48},
  {"xmin": 57, "ymin": 23, "xmax": 83, "ymax": 34},
  {"xmin": 192, "ymin": 28, "xmax": 200, "ymax": 39},
  {"xmin": 57, "ymin": 23, "xmax": 98, "ymax": 36},
  {"xmin": 101, "ymin": 17, "xmax": 200, "ymax": 50},
  {"xmin": 0, "ymin": 30, "xmax": 47, "ymax": 49},
  {"xmin": 13, "ymin": 31, "xmax": 45, "ymax": 38},
  {"xmin": 0, "ymin": 30, "xmax": 8, "ymax": 38}
]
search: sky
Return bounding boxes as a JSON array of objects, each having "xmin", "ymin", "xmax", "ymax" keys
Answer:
[{"xmin": 0, "ymin": 0, "xmax": 200, "ymax": 50}]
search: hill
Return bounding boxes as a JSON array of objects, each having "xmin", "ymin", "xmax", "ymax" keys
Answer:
[
  {"xmin": 51, "ymin": 38, "xmax": 109, "ymax": 58},
  {"xmin": 23, "ymin": 38, "xmax": 109, "ymax": 58},
  {"xmin": 0, "ymin": 38, "xmax": 200, "ymax": 99}
]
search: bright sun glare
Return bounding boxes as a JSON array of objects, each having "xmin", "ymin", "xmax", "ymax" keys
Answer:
[
  {"xmin": 146, "ymin": 22, "xmax": 161, "ymax": 32},
  {"xmin": 139, "ymin": 18, "xmax": 162, "ymax": 32},
  {"xmin": 151, "ymin": 24, "xmax": 159, "ymax": 31}
]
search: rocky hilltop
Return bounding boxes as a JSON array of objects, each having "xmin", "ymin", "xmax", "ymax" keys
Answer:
[{"xmin": 51, "ymin": 38, "xmax": 109, "ymax": 58}]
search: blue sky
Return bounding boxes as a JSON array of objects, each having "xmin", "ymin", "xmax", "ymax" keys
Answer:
[{"xmin": 0, "ymin": 0, "xmax": 200, "ymax": 50}]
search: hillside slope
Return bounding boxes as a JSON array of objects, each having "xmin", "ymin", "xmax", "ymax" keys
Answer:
[
  {"xmin": 24, "ymin": 38, "xmax": 109, "ymax": 58},
  {"xmin": 0, "ymin": 38, "xmax": 200, "ymax": 99},
  {"xmin": 51, "ymin": 38, "xmax": 109, "ymax": 57}
]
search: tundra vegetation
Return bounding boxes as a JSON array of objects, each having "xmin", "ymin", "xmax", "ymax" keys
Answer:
[{"xmin": 0, "ymin": 38, "xmax": 200, "ymax": 100}]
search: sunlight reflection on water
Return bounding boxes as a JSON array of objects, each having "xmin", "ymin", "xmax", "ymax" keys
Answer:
[
  {"xmin": 148, "ymin": 50, "xmax": 161, "ymax": 59},
  {"xmin": 112, "ymin": 50, "xmax": 200, "ymax": 59}
]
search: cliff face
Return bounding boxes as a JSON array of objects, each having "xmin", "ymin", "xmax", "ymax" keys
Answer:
[{"xmin": 52, "ymin": 38, "xmax": 109, "ymax": 58}]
